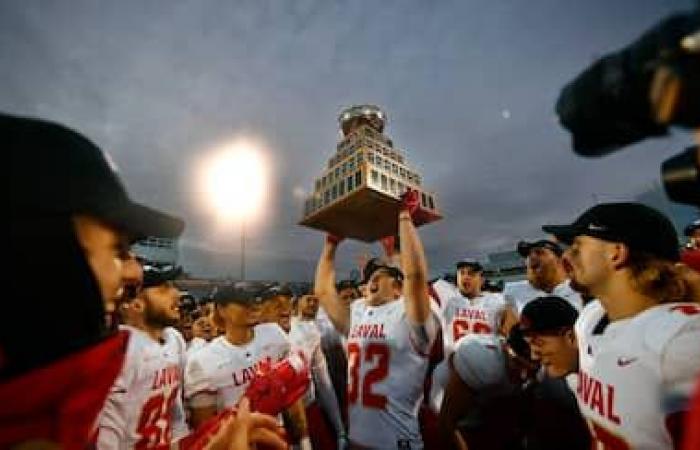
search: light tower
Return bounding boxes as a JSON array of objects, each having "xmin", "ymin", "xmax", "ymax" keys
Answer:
[{"xmin": 299, "ymin": 105, "xmax": 441, "ymax": 242}]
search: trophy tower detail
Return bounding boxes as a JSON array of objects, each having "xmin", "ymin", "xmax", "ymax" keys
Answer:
[{"xmin": 299, "ymin": 105, "xmax": 442, "ymax": 242}]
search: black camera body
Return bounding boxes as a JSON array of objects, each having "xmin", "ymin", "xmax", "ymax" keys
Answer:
[{"xmin": 556, "ymin": 10, "xmax": 699, "ymax": 206}]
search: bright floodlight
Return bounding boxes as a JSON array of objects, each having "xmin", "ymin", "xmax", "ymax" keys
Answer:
[{"xmin": 204, "ymin": 140, "xmax": 268, "ymax": 221}]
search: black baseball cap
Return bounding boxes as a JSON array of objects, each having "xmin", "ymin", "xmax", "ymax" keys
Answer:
[
  {"xmin": 361, "ymin": 257, "xmax": 404, "ymax": 284},
  {"xmin": 212, "ymin": 282, "xmax": 264, "ymax": 306},
  {"xmin": 262, "ymin": 283, "xmax": 294, "ymax": 300},
  {"xmin": 542, "ymin": 202, "xmax": 680, "ymax": 261},
  {"xmin": 455, "ymin": 258, "xmax": 484, "ymax": 272},
  {"xmin": 685, "ymin": 219, "xmax": 700, "ymax": 237},
  {"xmin": 142, "ymin": 264, "xmax": 183, "ymax": 289},
  {"xmin": 517, "ymin": 240, "xmax": 563, "ymax": 258},
  {"xmin": 337, "ymin": 279, "xmax": 358, "ymax": 291},
  {"xmin": 7, "ymin": 113, "xmax": 184, "ymax": 240},
  {"xmin": 519, "ymin": 296, "xmax": 579, "ymax": 335}
]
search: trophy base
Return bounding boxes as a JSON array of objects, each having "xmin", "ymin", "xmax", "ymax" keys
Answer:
[{"xmin": 299, "ymin": 186, "xmax": 442, "ymax": 242}]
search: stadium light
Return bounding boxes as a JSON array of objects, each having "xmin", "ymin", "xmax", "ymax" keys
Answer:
[
  {"xmin": 204, "ymin": 140, "xmax": 268, "ymax": 222},
  {"xmin": 202, "ymin": 138, "xmax": 270, "ymax": 280}
]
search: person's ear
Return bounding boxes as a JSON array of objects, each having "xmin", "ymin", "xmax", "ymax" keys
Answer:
[
  {"xmin": 564, "ymin": 328, "xmax": 577, "ymax": 347},
  {"xmin": 609, "ymin": 242, "xmax": 630, "ymax": 270},
  {"xmin": 393, "ymin": 280, "xmax": 402, "ymax": 296},
  {"xmin": 131, "ymin": 296, "xmax": 146, "ymax": 313},
  {"xmin": 212, "ymin": 304, "xmax": 226, "ymax": 329}
]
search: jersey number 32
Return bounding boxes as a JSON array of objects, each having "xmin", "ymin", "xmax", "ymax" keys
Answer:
[{"xmin": 347, "ymin": 343, "xmax": 390, "ymax": 409}]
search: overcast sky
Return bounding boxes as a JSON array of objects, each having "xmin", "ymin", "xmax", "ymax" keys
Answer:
[{"xmin": 2, "ymin": 0, "xmax": 697, "ymax": 280}]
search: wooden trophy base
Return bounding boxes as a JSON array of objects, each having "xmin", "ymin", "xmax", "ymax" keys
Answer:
[{"xmin": 299, "ymin": 186, "xmax": 442, "ymax": 242}]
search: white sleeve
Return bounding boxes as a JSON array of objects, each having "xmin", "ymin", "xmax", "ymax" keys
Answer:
[
  {"xmin": 661, "ymin": 318, "xmax": 700, "ymax": 412},
  {"xmin": 406, "ymin": 303, "xmax": 441, "ymax": 356},
  {"xmin": 451, "ymin": 336, "xmax": 509, "ymax": 391},
  {"xmin": 503, "ymin": 282, "xmax": 518, "ymax": 311},
  {"xmin": 261, "ymin": 323, "xmax": 292, "ymax": 360},
  {"xmin": 563, "ymin": 289, "xmax": 583, "ymax": 312},
  {"xmin": 492, "ymin": 293, "xmax": 507, "ymax": 322},
  {"xmin": 171, "ymin": 358, "xmax": 190, "ymax": 439},
  {"xmin": 184, "ymin": 355, "xmax": 217, "ymax": 408},
  {"xmin": 274, "ymin": 326, "xmax": 292, "ymax": 360},
  {"xmin": 310, "ymin": 342, "xmax": 344, "ymax": 435},
  {"xmin": 170, "ymin": 329, "xmax": 190, "ymax": 438},
  {"xmin": 170, "ymin": 389, "xmax": 190, "ymax": 441},
  {"xmin": 96, "ymin": 367, "xmax": 132, "ymax": 449},
  {"xmin": 432, "ymin": 279, "xmax": 459, "ymax": 310}
]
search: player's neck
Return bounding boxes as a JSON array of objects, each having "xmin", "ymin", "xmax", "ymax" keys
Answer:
[
  {"xmin": 460, "ymin": 290, "xmax": 481, "ymax": 299},
  {"xmin": 597, "ymin": 281, "xmax": 658, "ymax": 322},
  {"xmin": 225, "ymin": 326, "xmax": 254, "ymax": 346},
  {"xmin": 367, "ymin": 295, "xmax": 394, "ymax": 307},
  {"xmin": 137, "ymin": 321, "xmax": 164, "ymax": 343},
  {"xmin": 536, "ymin": 274, "xmax": 566, "ymax": 293}
]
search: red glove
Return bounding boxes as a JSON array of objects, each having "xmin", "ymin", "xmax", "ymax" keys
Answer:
[
  {"xmin": 380, "ymin": 236, "xmax": 397, "ymax": 257},
  {"xmin": 245, "ymin": 352, "xmax": 310, "ymax": 416},
  {"xmin": 681, "ymin": 249, "xmax": 700, "ymax": 273},
  {"xmin": 326, "ymin": 233, "xmax": 344, "ymax": 246},
  {"xmin": 179, "ymin": 408, "xmax": 236, "ymax": 450},
  {"xmin": 400, "ymin": 188, "xmax": 421, "ymax": 217}
]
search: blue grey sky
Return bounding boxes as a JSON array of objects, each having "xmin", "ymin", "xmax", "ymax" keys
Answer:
[{"xmin": 1, "ymin": 0, "xmax": 696, "ymax": 280}]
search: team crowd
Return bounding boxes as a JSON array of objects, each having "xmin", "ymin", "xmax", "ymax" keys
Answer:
[
  {"xmin": 4, "ymin": 6, "xmax": 700, "ymax": 448},
  {"xmin": 4, "ymin": 111, "xmax": 700, "ymax": 450}
]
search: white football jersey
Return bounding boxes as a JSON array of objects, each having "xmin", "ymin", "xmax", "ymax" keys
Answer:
[
  {"xmin": 433, "ymin": 283, "xmax": 506, "ymax": 356},
  {"xmin": 186, "ymin": 337, "xmax": 208, "ymax": 357},
  {"xmin": 429, "ymin": 280, "xmax": 507, "ymax": 412},
  {"xmin": 574, "ymin": 301, "xmax": 700, "ymax": 450},
  {"xmin": 504, "ymin": 279, "xmax": 583, "ymax": 315},
  {"xmin": 289, "ymin": 317, "xmax": 323, "ymax": 404},
  {"xmin": 316, "ymin": 306, "xmax": 347, "ymax": 349},
  {"xmin": 184, "ymin": 323, "xmax": 290, "ymax": 411},
  {"xmin": 346, "ymin": 298, "xmax": 440, "ymax": 450},
  {"xmin": 97, "ymin": 325, "xmax": 188, "ymax": 450}
]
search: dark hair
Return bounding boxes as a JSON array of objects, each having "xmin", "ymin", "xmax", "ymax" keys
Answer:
[
  {"xmin": 506, "ymin": 327, "xmax": 531, "ymax": 360},
  {"xmin": 4, "ymin": 215, "xmax": 108, "ymax": 379}
]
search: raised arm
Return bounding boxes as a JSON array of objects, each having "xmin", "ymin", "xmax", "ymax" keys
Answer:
[
  {"xmin": 399, "ymin": 190, "xmax": 431, "ymax": 324},
  {"xmin": 314, "ymin": 235, "xmax": 351, "ymax": 336}
]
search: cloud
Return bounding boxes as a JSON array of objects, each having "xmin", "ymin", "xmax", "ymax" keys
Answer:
[{"xmin": 2, "ymin": 0, "xmax": 694, "ymax": 278}]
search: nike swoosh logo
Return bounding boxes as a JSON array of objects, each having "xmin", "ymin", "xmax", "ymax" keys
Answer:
[{"xmin": 617, "ymin": 357, "xmax": 638, "ymax": 367}]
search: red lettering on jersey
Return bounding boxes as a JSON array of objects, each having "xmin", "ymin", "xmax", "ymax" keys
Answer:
[
  {"xmin": 590, "ymin": 380, "xmax": 604, "ymax": 417},
  {"xmin": 607, "ymin": 384, "xmax": 620, "ymax": 425},
  {"xmin": 151, "ymin": 366, "xmax": 180, "ymax": 391},
  {"xmin": 577, "ymin": 371, "xmax": 621, "ymax": 426},
  {"xmin": 233, "ymin": 357, "xmax": 273, "ymax": 387},
  {"xmin": 577, "ymin": 371, "xmax": 593, "ymax": 404},
  {"xmin": 670, "ymin": 304, "xmax": 700, "ymax": 315},
  {"xmin": 234, "ymin": 367, "xmax": 253, "ymax": 386},
  {"xmin": 455, "ymin": 308, "xmax": 487, "ymax": 321},
  {"xmin": 349, "ymin": 324, "xmax": 387, "ymax": 340},
  {"xmin": 589, "ymin": 420, "xmax": 630, "ymax": 450}
]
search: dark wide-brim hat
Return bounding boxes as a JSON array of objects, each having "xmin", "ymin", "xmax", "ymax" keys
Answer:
[
  {"xmin": 542, "ymin": 202, "xmax": 680, "ymax": 261},
  {"xmin": 7, "ymin": 113, "xmax": 184, "ymax": 240}
]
